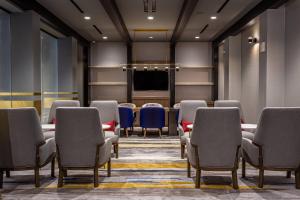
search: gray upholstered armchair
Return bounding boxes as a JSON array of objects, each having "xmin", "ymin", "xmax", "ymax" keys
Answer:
[
  {"xmin": 186, "ymin": 108, "xmax": 241, "ymax": 189},
  {"xmin": 55, "ymin": 107, "xmax": 112, "ymax": 187},
  {"xmin": 214, "ymin": 100, "xmax": 245, "ymax": 123},
  {"xmin": 242, "ymin": 107, "xmax": 300, "ymax": 189},
  {"xmin": 0, "ymin": 108, "xmax": 56, "ymax": 188},
  {"xmin": 44, "ymin": 100, "xmax": 80, "ymax": 140},
  {"xmin": 90, "ymin": 100, "xmax": 120, "ymax": 158},
  {"xmin": 178, "ymin": 100, "xmax": 207, "ymax": 159}
]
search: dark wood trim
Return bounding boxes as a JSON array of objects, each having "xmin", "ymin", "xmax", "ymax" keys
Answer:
[
  {"xmin": 83, "ymin": 45, "xmax": 90, "ymax": 106},
  {"xmin": 99, "ymin": 0, "xmax": 131, "ymax": 43},
  {"xmin": 170, "ymin": 0, "xmax": 199, "ymax": 43},
  {"xmin": 213, "ymin": 0, "xmax": 289, "ymax": 46},
  {"xmin": 0, "ymin": 6, "xmax": 12, "ymax": 13},
  {"xmin": 8, "ymin": 0, "xmax": 89, "ymax": 46},
  {"xmin": 170, "ymin": 43, "xmax": 176, "ymax": 107},
  {"xmin": 127, "ymin": 43, "xmax": 132, "ymax": 103},
  {"xmin": 212, "ymin": 44, "xmax": 219, "ymax": 100}
]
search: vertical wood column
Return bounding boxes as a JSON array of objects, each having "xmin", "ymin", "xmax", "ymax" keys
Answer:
[
  {"xmin": 212, "ymin": 43, "xmax": 219, "ymax": 101},
  {"xmin": 127, "ymin": 43, "xmax": 132, "ymax": 103},
  {"xmin": 170, "ymin": 42, "xmax": 176, "ymax": 107}
]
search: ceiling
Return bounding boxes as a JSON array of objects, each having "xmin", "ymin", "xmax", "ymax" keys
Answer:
[{"xmin": 1, "ymin": 0, "xmax": 263, "ymax": 42}]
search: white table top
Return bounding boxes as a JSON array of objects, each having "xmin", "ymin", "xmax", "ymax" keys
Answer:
[
  {"xmin": 186, "ymin": 123, "xmax": 257, "ymax": 131},
  {"xmin": 42, "ymin": 124, "xmax": 111, "ymax": 131}
]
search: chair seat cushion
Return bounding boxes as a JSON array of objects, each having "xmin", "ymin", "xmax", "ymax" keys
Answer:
[
  {"xmin": 43, "ymin": 131, "xmax": 55, "ymax": 140},
  {"xmin": 104, "ymin": 131, "xmax": 119, "ymax": 144},
  {"xmin": 180, "ymin": 132, "xmax": 191, "ymax": 144},
  {"xmin": 242, "ymin": 131, "xmax": 255, "ymax": 141}
]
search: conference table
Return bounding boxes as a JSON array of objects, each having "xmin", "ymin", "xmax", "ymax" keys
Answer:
[
  {"xmin": 42, "ymin": 124, "xmax": 111, "ymax": 131},
  {"xmin": 186, "ymin": 123, "xmax": 257, "ymax": 136}
]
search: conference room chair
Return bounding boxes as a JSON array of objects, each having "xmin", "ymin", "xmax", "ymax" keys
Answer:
[
  {"xmin": 140, "ymin": 105, "xmax": 165, "ymax": 138},
  {"xmin": 173, "ymin": 103, "xmax": 180, "ymax": 125},
  {"xmin": 186, "ymin": 108, "xmax": 241, "ymax": 189},
  {"xmin": 0, "ymin": 108, "xmax": 56, "ymax": 188},
  {"xmin": 55, "ymin": 107, "xmax": 112, "ymax": 187},
  {"xmin": 119, "ymin": 106, "xmax": 135, "ymax": 137},
  {"xmin": 178, "ymin": 100, "xmax": 207, "ymax": 159},
  {"xmin": 44, "ymin": 100, "xmax": 80, "ymax": 140},
  {"xmin": 214, "ymin": 100, "xmax": 253, "ymax": 140},
  {"xmin": 242, "ymin": 107, "xmax": 300, "ymax": 189},
  {"xmin": 90, "ymin": 100, "xmax": 120, "ymax": 158}
]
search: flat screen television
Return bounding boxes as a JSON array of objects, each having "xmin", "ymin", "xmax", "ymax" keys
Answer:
[{"xmin": 133, "ymin": 71, "xmax": 169, "ymax": 91}]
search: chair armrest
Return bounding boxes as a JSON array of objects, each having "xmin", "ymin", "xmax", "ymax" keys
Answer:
[
  {"xmin": 39, "ymin": 138, "xmax": 56, "ymax": 166},
  {"xmin": 114, "ymin": 124, "xmax": 120, "ymax": 136},
  {"xmin": 242, "ymin": 138, "xmax": 259, "ymax": 165},
  {"xmin": 178, "ymin": 124, "xmax": 184, "ymax": 136},
  {"xmin": 98, "ymin": 138, "xmax": 113, "ymax": 166},
  {"xmin": 186, "ymin": 138, "xmax": 197, "ymax": 166}
]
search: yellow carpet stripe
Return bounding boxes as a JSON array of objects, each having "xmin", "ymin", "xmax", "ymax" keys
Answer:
[
  {"xmin": 45, "ymin": 182, "xmax": 259, "ymax": 190},
  {"xmin": 119, "ymin": 144, "xmax": 180, "ymax": 148},
  {"xmin": 111, "ymin": 163, "xmax": 186, "ymax": 169}
]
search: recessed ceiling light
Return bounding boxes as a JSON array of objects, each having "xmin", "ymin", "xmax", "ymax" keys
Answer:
[
  {"xmin": 84, "ymin": 16, "xmax": 91, "ymax": 20},
  {"xmin": 195, "ymin": 36, "xmax": 200, "ymax": 39},
  {"xmin": 102, "ymin": 36, "xmax": 108, "ymax": 40},
  {"xmin": 147, "ymin": 15, "xmax": 154, "ymax": 20},
  {"xmin": 210, "ymin": 16, "xmax": 217, "ymax": 20},
  {"xmin": 149, "ymin": 36, "xmax": 153, "ymax": 39}
]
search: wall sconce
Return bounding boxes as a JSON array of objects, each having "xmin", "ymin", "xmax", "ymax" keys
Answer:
[
  {"xmin": 175, "ymin": 66, "xmax": 180, "ymax": 71},
  {"xmin": 248, "ymin": 36, "xmax": 258, "ymax": 45},
  {"xmin": 154, "ymin": 66, "xmax": 158, "ymax": 71},
  {"xmin": 165, "ymin": 66, "xmax": 169, "ymax": 72},
  {"xmin": 144, "ymin": 66, "xmax": 148, "ymax": 71},
  {"xmin": 122, "ymin": 66, "xmax": 126, "ymax": 71}
]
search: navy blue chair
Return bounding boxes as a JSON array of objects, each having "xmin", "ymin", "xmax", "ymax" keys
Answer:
[
  {"xmin": 119, "ymin": 106, "xmax": 135, "ymax": 137},
  {"xmin": 140, "ymin": 106, "xmax": 165, "ymax": 138}
]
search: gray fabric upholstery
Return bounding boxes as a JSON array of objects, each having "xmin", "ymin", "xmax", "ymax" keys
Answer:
[
  {"xmin": 48, "ymin": 100, "xmax": 80, "ymax": 124},
  {"xmin": 242, "ymin": 131, "xmax": 255, "ymax": 141},
  {"xmin": 104, "ymin": 131, "xmax": 119, "ymax": 143},
  {"xmin": 173, "ymin": 103, "xmax": 180, "ymax": 109},
  {"xmin": 55, "ymin": 107, "xmax": 111, "ymax": 168},
  {"xmin": 242, "ymin": 138, "xmax": 259, "ymax": 166},
  {"xmin": 214, "ymin": 100, "xmax": 245, "ymax": 122},
  {"xmin": 243, "ymin": 107, "xmax": 300, "ymax": 168},
  {"xmin": 43, "ymin": 131, "xmax": 55, "ymax": 140},
  {"xmin": 0, "ymin": 108, "xmax": 55, "ymax": 168},
  {"xmin": 187, "ymin": 108, "xmax": 241, "ymax": 168},
  {"xmin": 142, "ymin": 103, "xmax": 163, "ymax": 108},
  {"xmin": 90, "ymin": 101, "xmax": 120, "ymax": 143},
  {"xmin": 178, "ymin": 100, "xmax": 207, "ymax": 145}
]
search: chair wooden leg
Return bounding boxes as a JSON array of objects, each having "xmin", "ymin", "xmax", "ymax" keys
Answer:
[
  {"xmin": 232, "ymin": 169, "xmax": 239, "ymax": 189},
  {"xmin": 5, "ymin": 170, "xmax": 10, "ymax": 178},
  {"xmin": 51, "ymin": 158, "xmax": 55, "ymax": 178},
  {"xmin": 242, "ymin": 158, "xmax": 246, "ymax": 178},
  {"xmin": 187, "ymin": 159, "xmax": 191, "ymax": 178},
  {"xmin": 287, "ymin": 171, "xmax": 292, "ymax": 178},
  {"xmin": 94, "ymin": 167, "xmax": 99, "ymax": 187},
  {"xmin": 195, "ymin": 169, "xmax": 201, "ymax": 188},
  {"xmin": 0, "ymin": 170, "xmax": 3, "ymax": 189},
  {"xmin": 115, "ymin": 144, "xmax": 119, "ymax": 159},
  {"xmin": 107, "ymin": 158, "xmax": 111, "ymax": 177},
  {"xmin": 258, "ymin": 168, "xmax": 264, "ymax": 188},
  {"xmin": 34, "ymin": 168, "xmax": 40, "ymax": 188},
  {"xmin": 143, "ymin": 128, "xmax": 147, "ymax": 138},
  {"xmin": 159, "ymin": 128, "xmax": 162, "ymax": 138},
  {"xmin": 181, "ymin": 144, "xmax": 185, "ymax": 159},
  {"xmin": 58, "ymin": 168, "xmax": 64, "ymax": 188},
  {"xmin": 125, "ymin": 128, "xmax": 129, "ymax": 138},
  {"xmin": 296, "ymin": 169, "xmax": 300, "ymax": 189}
]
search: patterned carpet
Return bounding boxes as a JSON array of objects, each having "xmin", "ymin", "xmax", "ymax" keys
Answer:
[{"xmin": 1, "ymin": 134, "xmax": 300, "ymax": 199}]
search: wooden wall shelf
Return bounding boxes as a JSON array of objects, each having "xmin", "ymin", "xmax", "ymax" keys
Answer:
[{"xmin": 89, "ymin": 82, "xmax": 127, "ymax": 86}]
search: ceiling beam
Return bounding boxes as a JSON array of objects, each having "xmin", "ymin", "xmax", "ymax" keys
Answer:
[
  {"xmin": 8, "ymin": 0, "xmax": 90, "ymax": 46},
  {"xmin": 171, "ymin": 0, "xmax": 199, "ymax": 44},
  {"xmin": 213, "ymin": 0, "xmax": 289, "ymax": 45},
  {"xmin": 99, "ymin": 0, "xmax": 131, "ymax": 44}
]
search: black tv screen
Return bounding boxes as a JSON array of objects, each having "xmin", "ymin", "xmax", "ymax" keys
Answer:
[{"xmin": 134, "ymin": 71, "xmax": 169, "ymax": 91}]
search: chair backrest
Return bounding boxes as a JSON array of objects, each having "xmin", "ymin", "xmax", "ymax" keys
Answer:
[
  {"xmin": 55, "ymin": 107, "xmax": 105, "ymax": 168},
  {"xmin": 0, "ymin": 108, "xmax": 44, "ymax": 168},
  {"xmin": 119, "ymin": 103, "xmax": 136, "ymax": 109},
  {"xmin": 254, "ymin": 107, "xmax": 300, "ymax": 168},
  {"xmin": 142, "ymin": 103, "xmax": 163, "ymax": 108},
  {"xmin": 90, "ymin": 100, "xmax": 120, "ymax": 124},
  {"xmin": 48, "ymin": 100, "xmax": 80, "ymax": 123},
  {"xmin": 119, "ymin": 106, "xmax": 134, "ymax": 128},
  {"xmin": 214, "ymin": 100, "xmax": 245, "ymax": 122},
  {"xmin": 178, "ymin": 100, "xmax": 207, "ymax": 124},
  {"xmin": 191, "ymin": 108, "xmax": 241, "ymax": 168},
  {"xmin": 140, "ymin": 107, "xmax": 165, "ymax": 129}
]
